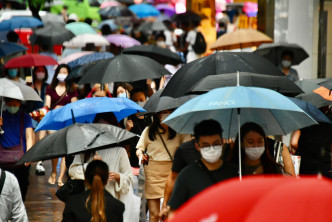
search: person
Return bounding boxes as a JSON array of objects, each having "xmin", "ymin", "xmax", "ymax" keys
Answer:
[
  {"xmin": 136, "ymin": 109, "xmax": 190, "ymax": 222},
  {"xmin": 62, "ymin": 160, "xmax": 125, "ymax": 222},
  {"xmin": 180, "ymin": 21, "xmax": 203, "ymax": 63},
  {"xmin": 86, "ymin": 84, "xmax": 112, "ymax": 98},
  {"xmin": 0, "ymin": 98, "xmax": 34, "ymax": 201},
  {"xmin": 4, "ymin": 68, "xmax": 25, "ymax": 84},
  {"xmin": 61, "ymin": 5, "xmax": 69, "ymax": 22},
  {"xmin": 166, "ymin": 120, "xmax": 238, "ymax": 219},
  {"xmin": 44, "ymin": 64, "xmax": 78, "ymax": 187},
  {"xmin": 0, "ymin": 168, "xmax": 29, "ymax": 221},
  {"xmin": 113, "ymin": 82, "xmax": 132, "ymax": 98},
  {"xmin": 228, "ymin": 122, "xmax": 283, "ymax": 175},
  {"xmin": 278, "ymin": 50, "xmax": 299, "ymax": 82},
  {"xmin": 39, "ymin": 45, "xmax": 58, "ymax": 84}
]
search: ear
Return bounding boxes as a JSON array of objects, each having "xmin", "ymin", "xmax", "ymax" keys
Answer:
[{"xmin": 194, "ymin": 141, "xmax": 200, "ymax": 152}]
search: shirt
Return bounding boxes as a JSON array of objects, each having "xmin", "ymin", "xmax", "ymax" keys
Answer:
[
  {"xmin": 46, "ymin": 86, "xmax": 78, "ymax": 109},
  {"xmin": 171, "ymin": 140, "xmax": 201, "ymax": 173}
]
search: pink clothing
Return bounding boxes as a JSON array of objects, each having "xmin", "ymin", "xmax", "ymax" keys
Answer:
[{"xmin": 46, "ymin": 86, "xmax": 78, "ymax": 109}]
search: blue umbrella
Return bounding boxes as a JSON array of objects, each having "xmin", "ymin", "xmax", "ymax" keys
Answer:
[
  {"xmin": 0, "ymin": 17, "xmax": 43, "ymax": 31},
  {"xmin": 129, "ymin": 3, "xmax": 160, "ymax": 18},
  {"xmin": 35, "ymin": 97, "xmax": 145, "ymax": 131},
  {"xmin": 0, "ymin": 41, "xmax": 27, "ymax": 57},
  {"xmin": 67, "ymin": 52, "xmax": 114, "ymax": 69},
  {"xmin": 97, "ymin": 19, "xmax": 119, "ymax": 31}
]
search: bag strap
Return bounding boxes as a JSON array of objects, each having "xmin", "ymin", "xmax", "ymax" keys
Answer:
[
  {"xmin": 51, "ymin": 90, "xmax": 67, "ymax": 110},
  {"xmin": 196, "ymin": 159, "xmax": 217, "ymax": 183},
  {"xmin": 0, "ymin": 169, "xmax": 6, "ymax": 196},
  {"xmin": 19, "ymin": 111, "xmax": 24, "ymax": 145},
  {"xmin": 157, "ymin": 130, "xmax": 174, "ymax": 161}
]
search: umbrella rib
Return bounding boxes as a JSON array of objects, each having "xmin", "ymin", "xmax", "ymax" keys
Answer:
[{"xmin": 267, "ymin": 109, "xmax": 287, "ymax": 135}]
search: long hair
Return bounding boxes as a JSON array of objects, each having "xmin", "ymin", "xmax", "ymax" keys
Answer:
[
  {"xmin": 148, "ymin": 113, "xmax": 176, "ymax": 141},
  {"xmin": 85, "ymin": 160, "xmax": 109, "ymax": 222},
  {"xmin": 231, "ymin": 122, "xmax": 280, "ymax": 174},
  {"xmin": 50, "ymin": 64, "xmax": 75, "ymax": 92}
]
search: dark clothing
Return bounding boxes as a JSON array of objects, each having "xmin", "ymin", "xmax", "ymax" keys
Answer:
[
  {"xmin": 168, "ymin": 160, "xmax": 238, "ymax": 209},
  {"xmin": 46, "ymin": 86, "xmax": 78, "ymax": 109},
  {"xmin": 171, "ymin": 140, "xmax": 201, "ymax": 173},
  {"xmin": 62, "ymin": 189, "xmax": 125, "ymax": 222}
]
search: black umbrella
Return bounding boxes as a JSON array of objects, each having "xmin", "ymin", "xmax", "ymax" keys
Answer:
[
  {"xmin": 78, "ymin": 54, "xmax": 171, "ymax": 84},
  {"xmin": 17, "ymin": 123, "xmax": 138, "ymax": 165},
  {"xmin": 66, "ymin": 61, "xmax": 99, "ymax": 81},
  {"xmin": 172, "ymin": 11, "xmax": 202, "ymax": 26},
  {"xmin": 143, "ymin": 89, "xmax": 196, "ymax": 114},
  {"xmin": 98, "ymin": 5, "xmax": 135, "ymax": 20},
  {"xmin": 138, "ymin": 20, "xmax": 168, "ymax": 34},
  {"xmin": 161, "ymin": 52, "xmax": 285, "ymax": 98},
  {"xmin": 122, "ymin": 45, "xmax": 184, "ymax": 65},
  {"xmin": 116, "ymin": 0, "xmax": 134, "ymax": 5},
  {"xmin": 254, "ymin": 42, "xmax": 309, "ymax": 66},
  {"xmin": 29, "ymin": 24, "xmax": 75, "ymax": 46},
  {"xmin": 187, "ymin": 72, "xmax": 303, "ymax": 96}
]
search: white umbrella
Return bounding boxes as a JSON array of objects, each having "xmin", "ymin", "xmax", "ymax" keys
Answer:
[{"xmin": 63, "ymin": 34, "xmax": 110, "ymax": 48}]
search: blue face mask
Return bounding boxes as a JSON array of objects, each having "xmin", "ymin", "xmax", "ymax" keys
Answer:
[
  {"xmin": 117, "ymin": 92, "xmax": 127, "ymax": 98},
  {"xmin": 8, "ymin": 69, "xmax": 18, "ymax": 78}
]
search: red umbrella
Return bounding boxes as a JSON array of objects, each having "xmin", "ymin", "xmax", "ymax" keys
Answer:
[
  {"xmin": 170, "ymin": 176, "xmax": 332, "ymax": 222},
  {"xmin": 4, "ymin": 54, "xmax": 58, "ymax": 68}
]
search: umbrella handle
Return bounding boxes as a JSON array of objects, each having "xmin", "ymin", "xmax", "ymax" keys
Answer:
[{"xmin": 237, "ymin": 108, "xmax": 242, "ymax": 181}]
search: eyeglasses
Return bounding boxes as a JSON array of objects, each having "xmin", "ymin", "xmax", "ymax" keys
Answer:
[{"xmin": 200, "ymin": 144, "xmax": 223, "ymax": 150}]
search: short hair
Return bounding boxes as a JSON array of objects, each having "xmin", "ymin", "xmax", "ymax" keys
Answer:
[
  {"xmin": 281, "ymin": 50, "xmax": 294, "ymax": 59},
  {"xmin": 130, "ymin": 87, "xmax": 146, "ymax": 100},
  {"xmin": 194, "ymin": 119, "xmax": 223, "ymax": 142},
  {"xmin": 7, "ymin": 31, "xmax": 19, "ymax": 43}
]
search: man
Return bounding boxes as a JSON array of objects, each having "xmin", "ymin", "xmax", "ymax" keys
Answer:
[
  {"xmin": 166, "ymin": 120, "xmax": 238, "ymax": 217},
  {"xmin": 0, "ymin": 168, "xmax": 28, "ymax": 221},
  {"xmin": 278, "ymin": 50, "xmax": 299, "ymax": 82}
]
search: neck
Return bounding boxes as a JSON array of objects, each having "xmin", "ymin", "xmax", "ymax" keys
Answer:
[
  {"xmin": 201, "ymin": 158, "xmax": 223, "ymax": 171},
  {"xmin": 34, "ymin": 79, "xmax": 43, "ymax": 86},
  {"xmin": 58, "ymin": 82, "xmax": 66, "ymax": 86},
  {"xmin": 244, "ymin": 157, "xmax": 261, "ymax": 166}
]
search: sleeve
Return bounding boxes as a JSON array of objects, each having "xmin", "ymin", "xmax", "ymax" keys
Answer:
[
  {"xmin": 62, "ymin": 198, "xmax": 74, "ymax": 222},
  {"xmin": 9, "ymin": 174, "xmax": 28, "ymax": 222},
  {"xmin": 45, "ymin": 85, "xmax": 52, "ymax": 96},
  {"xmin": 136, "ymin": 127, "xmax": 149, "ymax": 153},
  {"xmin": 115, "ymin": 148, "xmax": 133, "ymax": 194},
  {"xmin": 69, "ymin": 89, "xmax": 78, "ymax": 99},
  {"xmin": 68, "ymin": 154, "xmax": 88, "ymax": 180},
  {"xmin": 171, "ymin": 146, "xmax": 186, "ymax": 173},
  {"xmin": 23, "ymin": 112, "xmax": 33, "ymax": 129},
  {"xmin": 167, "ymin": 172, "xmax": 188, "ymax": 210}
]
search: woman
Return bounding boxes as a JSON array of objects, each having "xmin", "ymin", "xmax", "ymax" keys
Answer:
[
  {"xmin": 62, "ymin": 160, "xmax": 124, "ymax": 222},
  {"xmin": 136, "ymin": 110, "xmax": 190, "ymax": 222},
  {"xmin": 229, "ymin": 122, "xmax": 283, "ymax": 176},
  {"xmin": 113, "ymin": 82, "xmax": 133, "ymax": 98},
  {"xmin": 44, "ymin": 64, "xmax": 78, "ymax": 186}
]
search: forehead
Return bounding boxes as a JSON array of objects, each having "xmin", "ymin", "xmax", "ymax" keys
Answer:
[
  {"xmin": 59, "ymin": 67, "xmax": 68, "ymax": 73},
  {"xmin": 6, "ymin": 99, "xmax": 21, "ymax": 106},
  {"xmin": 36, "ymin": 67, "xmax": 45, "ymax": 71},
  {"xmin": 244, "ymin": 131, "xmax": 264, "ymax": 139},
  {"xmin": 198, "ymin": 134, "xmax": 222, "ymax": 144},
  {"xmin": 132, "ymin": 92, "xmax": 145, "ymax": 98}
]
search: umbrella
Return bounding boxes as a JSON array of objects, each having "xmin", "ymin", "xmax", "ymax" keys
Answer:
[
  {"xmin": 29, "ymin": 24, "xmax": 75, "ymax": 46},
  {"xmin": 143, "ymin": 89, "xmax": 196, "ymax": 114},
  {"xmin": 115, "ymin": 0, "xmax": 134, "ymax": 5},
  {"xmin": 0, "ymin": 78, "xmax": 42, "ymax": 102},
  {"xmin": 172, "ymin": 11, "xmax": 201, "ymax": 25},
  {"xmin": 313, "ymin": 86, "xmax": 332, "ymax": 101},
  {"xmin": 161, "ymin": 52, "xmax": 284, "ymax": 98},
  {"xmin": 128, "ymin": 3, "xmax": 160, "ymax": 18},
  {"xmin": 122, "ymin": 45, "xmax": 183, "ymax": 65},
  {"xmin": 0, "ymin": 41, "xmax": 27, "ymax": 57},
  {"xmin": 0, "ymin": 16, "xmax": 43, "ymax": 31},
  {"xmin": 17, "ymin": 123, "xmax": 138, "ymax": 165},
  {"xmin": 98, "ymin": 5, "xmax": 135, "ymax": 20},
  {"xmin": 4, "ymin": 54, "xmax": 58, "ymax": 68},
  {"xmin": 100, "ymin": 1, "xmax": 121, "ymax": 9},
  {"xmin": 67, "ymin": 52, "xmax": 114, "ymax": 69},
  {"xmin": 210, "ymin": 28, "xmax": 273, "ymax": 50},
  {"xmin": 138, "ymin": 20, "xmax": 168, "ymax": 34},
  {"xmin": 58, "ymin": 51, "xmax": 94, "ymax": 64},
  {"xmin": 78, "ymin": 54, "xmax": 171, "ymax": 84},
  {"xmin": 97, "ymin": 19, "xmax": 119, "ymax": 31},
  {"xmin": 65, "ymin": 22, "xmax": 97, "ymax": 35},
  {"xmin": 40, "ymin": 13, "xmax": 65, "ymax": 26},
  {"xmin": 106, "ymin": 34, "xmax": 141, "ymax": 48},
  {"xmin": 67, "ymin": 61, "xmax": 99, "ymax": 81},
  {"xmin": 187, "ymin": 72, "xmax": 303, "ymax": 96},
  {"xmin": 155, "ymin": 4, "xmax": 175, "ymax": 18},
  {"xmin": 254, "ymin": 42, "xmax": 309, "ymax": 66},
  {"xmin": 171, "ymin": 176, "xmax": 332, "ymax": 222},
  {"xmin": 63, "ymin": 34, "xmax": 110, "ymax": 48},
  {"xmin": 35, "ymin": 97, "xmax": 145, "ymax": 131},
  {"xmin": 318, "ymin": 78, "xmax": 332, "ymax": 90}
]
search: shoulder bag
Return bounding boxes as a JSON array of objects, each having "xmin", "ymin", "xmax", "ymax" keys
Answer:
[{"xmin": 157, "ymin": 131, "xmax": 174, "ymax": 161}]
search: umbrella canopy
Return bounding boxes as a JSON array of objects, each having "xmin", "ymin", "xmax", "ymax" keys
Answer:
[
  {"xmin": 65, "ymin": 22, "xmax": 97, "ymax": 35},
  {"xmin": 171, "ymin": 176, "xmax": 332, "ymax": 222},
  {"xmin": 100, "ymin": 1, "xmax": 121, "ymax": 9},
  {"xmin": 4, "ymin": 54, "xmax": 58, "ymax": 68},
  {"xmin": 0, "ymin": 41, "xmax": 27, "ymax": 57},
  {"xmin": 97, "ymin": 19, "xmax": 119, "ymax": 31},
  {"xmin": 210, "ymin": 29, "xmax": 273, "ymax": 50},
  {"xmin": 129, "ymin": 3, "xmax": 160, "ymax": 18},
  {"xmin": 40, "ymin": 13, "xmax": 65, "ymax": 26},
  {"xmin": 67, "ymin": 61, "xmax": 99, "ymax": 81},
  {"xmin": 78, "ymin": 54, "xmax": 171, "ymax": 84},
  {"xmin": 254, "ymin": 42, "xmax": 309, "ymax": 66},
  {"xmin": 313, "ymin": 86, "xmax": 332, "ymax": 101},
  {"xmin": 138, "ymin": 20, "xmax": 168, "ymax": 34},
  {"xmin": 187, "ymin": 72, "xmax": 303, "ymax": 96},
  {"xmin": 17, "ymin": 123, "xmax": 138, "ymax": 164},
  {"xmin": 58, "ymin": 51, "xmax": 94, "ymax": 64},
  {"xmin": 0, "ymin": 16, "xmax": 43, "ymax": 31},
  {"xmin": 35, "ymin": 97, "xmax": 145, "ymax": 131},
  {"xmin": 67, "ymin": 52, "xmax": 114, "ymax": 69},
  {"xmin": 172, "ymin": 11, "xmax": 201, "ymax": 25},
  {"xmin": 98, "ymin": 5, "xmax": 135, "ymax": 20},
  {"xmin": 161, "ymin": 52, "xmax": 284, "ymax": 98},
  {"xmin": 0, "ymin": 78, "xmax": 42, "ymax": 101},
  {"xmin": 29, "ymin": 24, "xmax": 75, "ymax": 46},
  {"xmin": 122, "ymin": 45, "xmax": 183, "ymax": 65},
  {"xmin": 143, "ymin": 89, "xmax": 196, "ymax": 114},
  {"xmin": 163, "ymin": 86, "xmax": 317, "ymax": 138},
  {"xmin": 106, "ymin": 34, "xmax": 141, "ymax": 48},
  {"xmin": 318, "ymin": 78, "xmax": 332, "ymax": 90},
  {"xmin": 63, "ymin": 34, "xmax": 110, "ymax": 47},
  {"xmin": 155, "ymin": 4, "xmax": 175, "ymax": 17}
]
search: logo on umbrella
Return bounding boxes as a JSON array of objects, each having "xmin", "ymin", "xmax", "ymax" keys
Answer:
[{"xmin": 209, "ymin": 100, "xmax": 236, "ymax": 106}]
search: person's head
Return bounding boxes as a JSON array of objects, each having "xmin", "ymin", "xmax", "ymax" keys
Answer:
[
  {"xmin": 89, "ymin": 84, "xmax": 112, "ymax": 98},
  {"xmin": 63, "ymin": 5, "xmax": 68, "ymax": 10},
  {"xmin": 83, "ymin": 43, "xmax": 97, "ymax": 52},
  {"xmin": 84, "ymin": 17, "xmax": 92, "ymax": 25},
  {"xmin": 155, "ymin": 33, "xmax": 166, "ymax": 48},
  {"xmin": 101, "ymin": 24, "xmax": 112, "ymax": 36},
  {"xmin": 93, "ymin": 112, "xmax": 119, "ymax": 127},
  {"xmin": 5, "ymin": 68, "xmax": 19, "ymax": 79},
  {"xmin": 148, "ymin": 109, "xmax": 176, "ymax": 141},
  {"xmin": 50, "ymin": 64, "xmax": 72, "ymax": 90},
  {"xmin": 6, "ymin": 31, "xmax": 19, "ymax": 43},
  {"xmin": 32, "ymin": 66, "xmax": 48, "ymax": 82},
  {"xmin": 84, "ymin": 160, "xmax": 108, "ymax": 222},
  {"xmin": 130, "ymin": 87, "xmax": 147, "ymax": 107},
  {"xmin": 114, "ymin": 83, "xmax": 132, "ymax": 98},
  {"xmin": 194, "ymin": 119, "xmax": 223, "ymax": 163},
  {"xmin": 4, "ymin": 97, "xmax": 21, "ymax": 114},
  {"xmin": 281, "ymin": 50, "xmax": 294, "ymax": 69}
]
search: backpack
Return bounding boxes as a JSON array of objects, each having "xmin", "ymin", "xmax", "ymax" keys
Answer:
[{"xmin": 192, "ymin": 31, "xmax": 207, "ymax": 54}]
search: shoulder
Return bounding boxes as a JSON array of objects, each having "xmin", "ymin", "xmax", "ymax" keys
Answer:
[
  {"xmin": 178, "ymin": 162, "xmax": 202, "ymax": 178},
  {"xmin": 105, "ymin": 191, "xmax": 125, "ymax": 210}
]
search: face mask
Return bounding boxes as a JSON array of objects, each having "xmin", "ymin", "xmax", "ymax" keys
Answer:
[
  {"xmin": 7, "ymin": 106, "xmax": 19, "ymax": 114},
  {"xmin": 160, "ymin": 113, "xmax": 170, "ymax": 122},
  {"xmin": 137, "ymin": 101, "xmax": 146, "ymax": 108},
  {"xmin": 117, "ymin": 92, "xmax": 127, "ymax": 98},
  {"xmin": 156, "ymin": 41, "xmax": 166, "ymax": 48},
  {"xmin": 8, "ymin": 69, "xmax": 18, "ymax": 78},
  {"xmin": 57, "ymin": 73, "xmax": 67, "ymax": 82},
  {"xmin": 281, "ymin": 60, "xmax": 291, "ymax": 68},
  {"xmin": 200, "ymin": 145, "xmax": 223, "ymax": 163},
  {"xmin": 244, "ymin": 147, "xmax": 265, "ymax": 161},
  {"xmin": 77, "ymin": 84, "xmax": 85, "ymax": 90},
  {"xmin": 36, "ymin": 72, "xmax": 45, "ymax": 80}
]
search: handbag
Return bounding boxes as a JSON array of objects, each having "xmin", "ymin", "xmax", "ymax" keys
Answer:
[
  {"xmin": 0, "ymin": 112, "xmax": 24, "ymax": 168},
  {"xmin": 55, "ymin": 178, "xmax": 85, "ymax": 202}
]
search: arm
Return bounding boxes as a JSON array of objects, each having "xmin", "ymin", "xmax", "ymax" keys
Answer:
[
  {"xmin": 160, "ymin": 171, "xmax": 178, "ymax": 219},
  {"xmin": 25, "ymin": 127, "xmax": 34, "ymax": 151},
  {"xmin": 68, "ymin": 154, "xmax": 88, "ymax": 180},
  {"xmin": 281, "ymin": 144, "xmax": 295, "ymax": 176},
  {"xmin": 113, "ymin": 148, "xmax": 133, "ymax": 194},
  {"xmin": 45, "ymin": 95, "xmax": 51, "ymax": 109},
  {"xmin": 71, "ymin": 97, "xmax": 77, "ymax": 103},
  {"xmin": 290, "ymin": 130, "xmax": 301, "ymax": 154}
]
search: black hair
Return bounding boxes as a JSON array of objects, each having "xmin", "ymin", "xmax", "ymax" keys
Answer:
[
  {"xmin": 130, "ymin": 87, "xmax": 147, "ymax": 100},
  {"xmin": 32, "ymin": 66, "xmax": 48, "ymax": 82},
  {"xmin": 155, "ymin": 33, "xmax": 166, "ymax": 41},
  {"xmin": 93, "ymin": 112, "xmax": 120, "ymax": 127},
  {"xmin": 7, "ymin": 31, "xmax": 19, "ymax": 43},
  {"xmin": 84, "ymin": 17, "xmax": 92, "ymax": 25},
  {"xmin": 113, "ymin": 82, "xmax": 133, "ymax": 97},
  {"xmin": 281, "ymin": 50, "xmax": 294, "ymax": 59},
  {"xmin": 50, "ymin": 64, "xmax": 75, "ymax": 92},
  {"xmin": 148, "ymin": 113, "xmax": 176, "ymax": 141},
  {"xmin": 101, "ymin": 24, "xmax": 112, "ymax": 36},
  {"xmin": 194, "ymin": 119, "xmax": 223, "ymax": 143},
  {"xmin": 85, "ymin": 160, "xmax": 109, "ymax": 186}
]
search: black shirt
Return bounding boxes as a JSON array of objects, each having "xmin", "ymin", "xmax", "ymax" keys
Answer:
[
  {"xmin": 168, "ymin": 160, "xmax": 238, "ymax": 209},
  {"xmin": 172, "ymin": 140, "xmax": 201, "ymax": 173}
]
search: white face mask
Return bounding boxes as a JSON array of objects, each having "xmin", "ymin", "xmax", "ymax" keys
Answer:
[
  {"xmin": 137, "ymin": 101, "xmax": 146, "ymax": 108},
  {"xmin": 117, "ymin": 92, "xmax": 127, "ymax": 98},
  {"xmin": 244, "ymin": 147, "xmax": 265, "ymax": 161},
  {"xmin": 57, "ymin": 73, "xmax": 67, "ymax": 82},
  {"xmin": 156, "ymin": 41, "xmax": 166, "ymax": 48},
  {"xmin": 200, "ymin": 145, "xmax": 223, "ymax": 163},
  {"xmin": 160, "ymin": 113, "xmax": 170, "ymax": 122},
  {"xmin": 36, "ymin": 72, "xmax": 45, "ymax": 80},
  {"xmin": 281, "ymin": 60, "xmax": 291, "ymax": 68}
]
